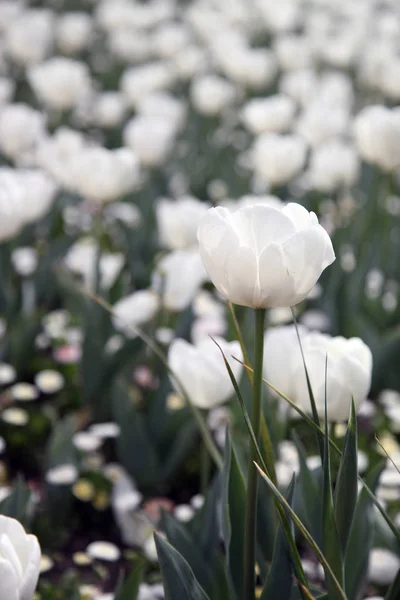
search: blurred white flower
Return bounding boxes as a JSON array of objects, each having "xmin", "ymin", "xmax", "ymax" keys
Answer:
[
  {"xmin": 354, "ymin": 105, "xmax": 400, "ymax": 171},
  {"xmin": 197, "ymin": 203, "xmax": 335, "ymax": 308},
  {"xmin": 190, "ymin": 75, "xmax": 236, "ymax": 116},
  {"xmin": 296, "ymin": 104, "xmax": 349, "ymax": 147},
  {"xmin": 108, "ymin": 27, "xmax": 151, "ymax": 63},
  {"xmin": 18, "ymin": 169, "xmax": 58, "ymax": 223},
  {"xmin": 28, "ymin": 57, "xmax": 92, "ymax": 111},
  {"xmin": 274, "ymin": 34, "xmax": 314, "ymax": 71},
  {"xmin": 70, "ymin": 146, "xmax": 139, "ymax": 203},
  {"xmin": 65, "ymin": 238, "xmax": 124, "ymax": 291},
  {"xmin": 251, "ymin": 133, "xmax": 307, "ymax": 187},
  {"xmin": 124, "ymin": 115, "xmax": 177, "ymax": 167},
  {"xmin": 264, "ymin": 325, "xmax": 306, "ymax": 398},
  {"xmin": 156, "ymin": 196, "xmax": 210, "ymax": 250},
  {"xmin": 256, "ymin": 0, "xmax": 302, "ymax": 33},
  {"xmin": 290, "ymin": 333, "xmax": 373, "ymax": 421},
  {"xmin": 0, "ymin": 77, "xmax": 14, "ymax": 106},
  {"xmin": 5, "ymin": 9, "xmax": 54, "ymax": 66},
  {"xmin": 280, "ymin": 68, "xmax": 318, "ymax": 107},
  {"xmin": 120, "ymin": 62, "xmax": 176, "ymax": 108},
  {"xmin": 0, "ymin": 104, "xmax": 46, "ymax": 164},
  {"xmin": 0, "ymin": 515, "xmax": 41, "ymax": 600},
  {"xmin": 241, "ymin": 95, "xmax": 296, "ymax": 135},
  {"xmin": 11, "ymin": 247, "xmax": 38, "ymax": 277},
  {"xmin": 112, "ymin": 290, "xmax": 160, "ymax": 334},
  {"xmin": 152, "ymin": 22, "xmax": 191, "ymax": 59},
  {"xmin": 36, "ymin": 127, "xmax": 87, "ymax": 188},
  {"xmin": 136, "ymin": 92, "xmax": 186, "ymax": 130},
  {"xmin": 308, "ymin": 140, "xmax": 360, "ymax": 192},
  {"xmin": 368, "ymin": 548, "xmax": 400, "ymax": 585},
  {"xmin": 56, "ymin": 12, "xmax": 93, "ymax": 55},
  {"xmin": 168, "ymin": 337, "xmax": 243, "ymax": 409},
  {"xmin": 92, "ymin": 92, "xmax": 127, "ymax": 128},
  {"xmin": 154, "ymin": 249, "xmax": 207, "ymax": 312}
]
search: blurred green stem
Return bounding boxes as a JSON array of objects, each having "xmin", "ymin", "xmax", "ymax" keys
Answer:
[
  {"xmin": 200, "ymin": 440, "xmax": 211, "ymax": 496},
  {"xmin": 243, "ymin": 308, "xmax": 266, "ymax": 600}
]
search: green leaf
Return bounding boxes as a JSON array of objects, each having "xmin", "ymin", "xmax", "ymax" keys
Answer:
[
  {"xmin": 385, "ymin": 567, "xmax": 400, "ymax": 600},
  {"xmin": 254, "ymin": 463, "xmax": 347, "ymax": 600},
  {"xmin": 0, "ymin": 477, "xmax": 31, "ymax": 525},
  {"xmin": 114, "ymin": 560, "xmax": 144, "ymax": 600},
  {"xmin": 155, "ymin": 533, "xmax": 210, "ymax": 600},
  {"xmin": 293, "ymin": 432, "xmax": 322, "ymax": 547},
  {"xmin": 112, "ymin": 381, "xmax": 161, "ymax": 488},
  {"xmin": 334, "ymin": 399, "xmax": 358, "ymax": 555},
  {"xmin": 214, "ymin": 340, "xmax": 307, "ymax": 592},
  {"xmin": 322, "ymin": 359, "xmax": 344, "ymax": 600},
  {"xmin": 291, "ymin": 312, "xmax": 324, "ymax": 461},
  {"xmin": 345, "ymin": 462, "xmax": 384, "ymax": 600},
  {"xmin": 261, "ymin": 475, "xmax": 296, "ymax": 600},
  {"xmin": 161, "ymin": 511, "xmax": 214, "ymax": 595},
  {"xmin": 160, "ymin": 421, "xmax": 197, "ymax": 482},
  {"xmin": 222, "ymin": 430, "xmax": 246, "ymax": 600}
]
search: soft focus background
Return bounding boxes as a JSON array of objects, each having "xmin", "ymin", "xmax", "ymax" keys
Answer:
[{"xmin": 0, "ymin": 0, "xmax": 399, "ymax": 598}]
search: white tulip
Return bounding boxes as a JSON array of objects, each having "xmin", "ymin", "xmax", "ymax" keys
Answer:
[
  {"xmin": 108, "ymin": 27, "xmax": 151, "ymax": 63},
  {"xmin": 112, "ymin": 290, "xmax": 160, "ymax": 334},
  {"xmin": 353, "ymin": 105, "xmax": 400, "ymax": 171},
  {"xmin": 263, "ymin": 325, "xmax": 306, "ymax": 398},
  {"xmin": 69, "ymin": 146, "xmax": 139, "ymax": 203},
  {"xmin": 279, "ymin": 69, "xmax": 319, "ymax": 108},
  {"xmin": 123, "ymin": 115, "xmax": 177, "ymax": 167},
  {"xmin": 92, "ymin": 92, "xmax": 127, "ymax": 128},
  {"xmin": 36, "ymin": 127, "xmax": 86, "ymax": 188},
  {"xmin": 0, "ymin": 104, "xmax": 46, "ymax": 164},
  {"xmin": 28, "ymin": 57, "xmax": 92, "ymax": 111},
  {"xmin": 198, "ymin": 203, "xmax": 335, "ymax": 309},
  {"xmin": 5, "ymin": 9, "xmax": 54, "ymax": 66},
  {"xmin": 289, "ymin": 333, "xmax": 373, "ymax": 421},
  {"xmin": 168, "ymin": 337, "xmax": 243, "ymax": 409},
  {"xmin": 56, "ymin": 12, "xmax": 93, "ymax": 55},
  {"xmin": 274, "ymin": 35, "xmax": 314, "ymax": 71},
  {"xmin": 18, "ymin": 170, "xmax": 57, "ymax": 224},
  {"xmin": 120, "ymin": 62, "xmax": 176, "ymax": 108},
  {"xmin": 295, "ymin": 104, "xmax": 349, "ymax": 147},
  {"xmin": 135, "ymin": 92, "xmax": 186, "ymax": 131},
  {"xmin": 251, "ymin": 133, "xmax": 307, "ymax": 187},
  {"xmin": 190, "ymin": 75, "xmax": 236, "ymax": 116},
  {"xmin": 153, "ymin": 249, "xmax": 207, "ymax": 312},
  {"xmin": 65, "ymin": 238, "xmax": 124, "ymax": 291},
  {"xmin": 156, "ymin": 196, "xmax": 210, "ymax": 250},
  {"xmin": 0, "ymin": 169, "xmax": 26, "ymax": 241},
  {"xmin": 0, "ymin": 515, "xmax": 41, "ymax": 600},
  {"xmin": 308, "ymin": 140, "xmax": 360, "ymax": 192},
  {"xmin": 241, "ymin": 95, "xmax": 296, "ymax": 135}
]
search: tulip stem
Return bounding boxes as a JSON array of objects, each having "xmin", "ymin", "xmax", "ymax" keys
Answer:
[{"xmin": 243, "ymin": 308, "xmax": 266, "ymax": 600}]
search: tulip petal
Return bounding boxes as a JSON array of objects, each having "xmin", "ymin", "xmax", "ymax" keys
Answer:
[
  {"xmin": 20, "ymin": 535, "xmax": 41, "ymax": 600},
  {"xmin": 281, "ymin": 228, "xmax": 335, "ymax": 298},
  {"xmin": 225, "ymin": 245, "xmax": 259, "ymax": 307},
  {"xmin": 257, "ymin": 242, "xmax": 296, "ymax": 307},
  {"xmin": 0, "ymin": 534, "xmax": 23, "ymax": 581},
  {"xmin": 0, "ymin": 558, "xmax": 19, "ymax": 600},
  {"xmin": 230, "ymin": 204, "xmax": 296, "ymax": 251}
]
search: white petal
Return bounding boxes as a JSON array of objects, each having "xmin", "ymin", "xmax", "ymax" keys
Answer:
[{"xmin": 0, "ymin": 558, "xmax": 19, "ymax": 600}]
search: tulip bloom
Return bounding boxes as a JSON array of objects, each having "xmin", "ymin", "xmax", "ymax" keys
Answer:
[
  {"xmin": 0, "ymin": 515, "xmax": 41, "ymax": 600},
  {"xmin": 168, "ymin": 337, "xmax": 242, "ymax": 409},
  {"xmin": 197, "ymin": 202, "xmax": 335, "ymax": 309}
]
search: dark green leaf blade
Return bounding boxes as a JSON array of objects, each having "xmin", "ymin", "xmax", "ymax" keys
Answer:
[
  {"xmin": 334, "ymin": 398, "xmax": 358, "ymax": 555},
  {"xmin": 322, "ymin": 358, "xmax": 344, "ymax": 600},
  {"xmin": 222, "ymin": 430, "xmax": 246, "ymax": 600},
  {"xmin": 155, "ymin": 533, "xmax": 210, "ymax": 600},
  {"xmin": 261, "ymin": 475, "xmax": 296, "ymax": 600},
  {"xmin": 345, "ymin": 462, "xmax": 384, "ymax": 600},
  {"xmin": 114, "ymin": 560, "xmax": 144, "ymax": 600}
]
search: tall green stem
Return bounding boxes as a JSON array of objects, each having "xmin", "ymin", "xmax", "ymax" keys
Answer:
[{"xmin": 243, "ymin": 308, "xmax": 266, "ymax": 600}]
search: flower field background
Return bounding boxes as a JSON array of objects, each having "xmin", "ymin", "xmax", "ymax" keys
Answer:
[{"xmin": 0, "ymin": 0, "xmax": 399, "ymax": 599}]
